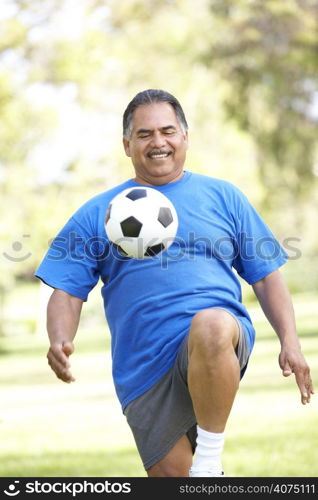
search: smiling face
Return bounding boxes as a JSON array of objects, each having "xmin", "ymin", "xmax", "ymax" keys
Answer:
[{"xmin": 123, "ymin": 102, "xmax": 188, "ymax": 186}]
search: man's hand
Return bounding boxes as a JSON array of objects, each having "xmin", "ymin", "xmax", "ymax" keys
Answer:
[
  {"xmin": 46, "ymin": 289, "xmax": 83, "ymax": 383},
  {"xmin": 47, "ymin": 340, "xmax": 75, "ymax": 383},
  {"xmin": 252, "ymin": 270, "xmax": 314, "ymax": 405},
  {"xmin": 279, "ymin": 346, "xmax": 314, "ymax": 404}
]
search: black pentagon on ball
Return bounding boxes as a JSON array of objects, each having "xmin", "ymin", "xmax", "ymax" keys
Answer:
[
  {"xmin": 105, "ymin": 203, "xmax": 112, "ymax": 223},
  {"xmin": 121, "ymin": 216, "xmax": 142, "ymax": 237},
  {"xmin": 126, "ymin": 188, "xmax": 147, "ymax": 201},
  {"xmin": 144, "ymin": 243, "xmax": 165, "ymax": 257},
  {"xmin": 158, "ymin": 207, "xmax": 173, "ymax": 228}
]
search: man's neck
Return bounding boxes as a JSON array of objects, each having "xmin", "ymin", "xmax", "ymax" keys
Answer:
[{"xmin": 134, "ymin": 170, "xmax": 185, "ymax": 186}]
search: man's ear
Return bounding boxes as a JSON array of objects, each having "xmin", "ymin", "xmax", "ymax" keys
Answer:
[
  {"xmin": 123, "ymin": 138, "xmax": 131, "ymax": 157},
  {"xmin": 184, "ymin": 130, "xmax": 189, "ymax": 150}
]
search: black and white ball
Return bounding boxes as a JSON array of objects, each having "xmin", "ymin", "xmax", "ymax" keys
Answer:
[{"xmin": 105, "ymin": 187, "xmax": 178, "ymax": 259}]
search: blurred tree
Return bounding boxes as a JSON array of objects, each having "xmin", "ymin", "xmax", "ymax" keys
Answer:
[
  {"xmin": 201, "ymin": 0, "xmax": 318, "ymax": 220},
  {"xmin": 1, "ymin": 0, "xmax": 317, "ymax": 332}
]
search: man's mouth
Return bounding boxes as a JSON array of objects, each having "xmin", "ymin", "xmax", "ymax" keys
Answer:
[{"xmin": 147, "ymin": 150, "xmax": 172, "ymax": 159}]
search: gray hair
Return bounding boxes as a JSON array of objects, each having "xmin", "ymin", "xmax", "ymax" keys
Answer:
[{"xmin": 123, "ymin": 89, "xmax": 188, "ymax": 139}]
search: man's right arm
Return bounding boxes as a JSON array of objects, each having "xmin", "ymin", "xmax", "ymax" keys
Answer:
[{"xmin": 46, "ymin": 289, "xmax": 84, "ymax": 383}]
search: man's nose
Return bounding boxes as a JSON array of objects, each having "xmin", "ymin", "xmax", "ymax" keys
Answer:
[{"xmin": 150, "ymin": 131, "xmax": 166, "ymax": 148}]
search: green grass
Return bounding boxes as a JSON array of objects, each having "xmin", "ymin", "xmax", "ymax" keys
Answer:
[{"xmin": 0, "ymin": 283, "xmax": 317, "ymax": 477}]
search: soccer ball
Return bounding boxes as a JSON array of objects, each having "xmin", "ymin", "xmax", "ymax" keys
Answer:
[{"xmin": 105, "ymin": 187, "xmax": 178, "ymax": 259}]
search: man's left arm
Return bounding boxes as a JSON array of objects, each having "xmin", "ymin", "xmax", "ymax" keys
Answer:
[{"xmin": 252, "ymin": 269, "xmax": 314, "ymax": 405}]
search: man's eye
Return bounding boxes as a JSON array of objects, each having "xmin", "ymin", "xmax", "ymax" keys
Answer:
[
  {"xmin": 138, "ymin": 134, "xmax": 150, "ymax": 139},
  {"xmin": 164, "ymin": 130, "xmax": 175, "ymax": 135}
]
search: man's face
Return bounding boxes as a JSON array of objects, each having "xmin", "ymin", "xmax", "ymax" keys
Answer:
[{"xmin": 123, "ymin": 102, "xmax": 188, "ymax": 186}]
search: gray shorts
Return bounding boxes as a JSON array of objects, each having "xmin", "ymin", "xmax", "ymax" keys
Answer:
[{"xmin": 123, "ymin": 308, "xmax": 250, "ymax": 470}]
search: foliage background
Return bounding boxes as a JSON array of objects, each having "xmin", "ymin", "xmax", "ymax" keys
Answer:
[{"xmin": 0, "ymin": 0, "xmax": 317, "ymax": 477}]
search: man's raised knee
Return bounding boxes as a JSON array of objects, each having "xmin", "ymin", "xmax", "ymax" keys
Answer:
[{"xmin": 189, "ymin": 308, "xmax": 238, "ymax": 355}]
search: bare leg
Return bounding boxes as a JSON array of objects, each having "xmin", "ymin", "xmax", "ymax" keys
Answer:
[
  {"xmin": 147, "ymin": 434, "xmax": 193, "ymax": 477},
  {"xmin": 188, "ymin": 308, "xmax": 240, "ymax": 432}
]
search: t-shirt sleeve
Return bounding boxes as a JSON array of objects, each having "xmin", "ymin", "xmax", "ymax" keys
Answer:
[
  {"xmin": 34, "ymin": 215, "xmax": 100, "ymax": 301},
  {"xmin": 231, "ymin": 187, "xmax": 288, "ymax": 284}
]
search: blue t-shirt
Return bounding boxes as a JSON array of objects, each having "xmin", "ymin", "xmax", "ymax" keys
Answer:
[{"xmin": 35, "ymin": 171, "xmax": 288, "ymax": 409}]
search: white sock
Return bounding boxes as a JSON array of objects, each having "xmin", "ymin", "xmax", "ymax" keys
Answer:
[{"xmin": 192, "ymin": 426, "xmax": 224, "ymax": 472}]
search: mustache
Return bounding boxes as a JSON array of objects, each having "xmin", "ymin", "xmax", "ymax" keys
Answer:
[{"xmin": 147, "ymin": 149, "xmax": 172, "ymax": 157}]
